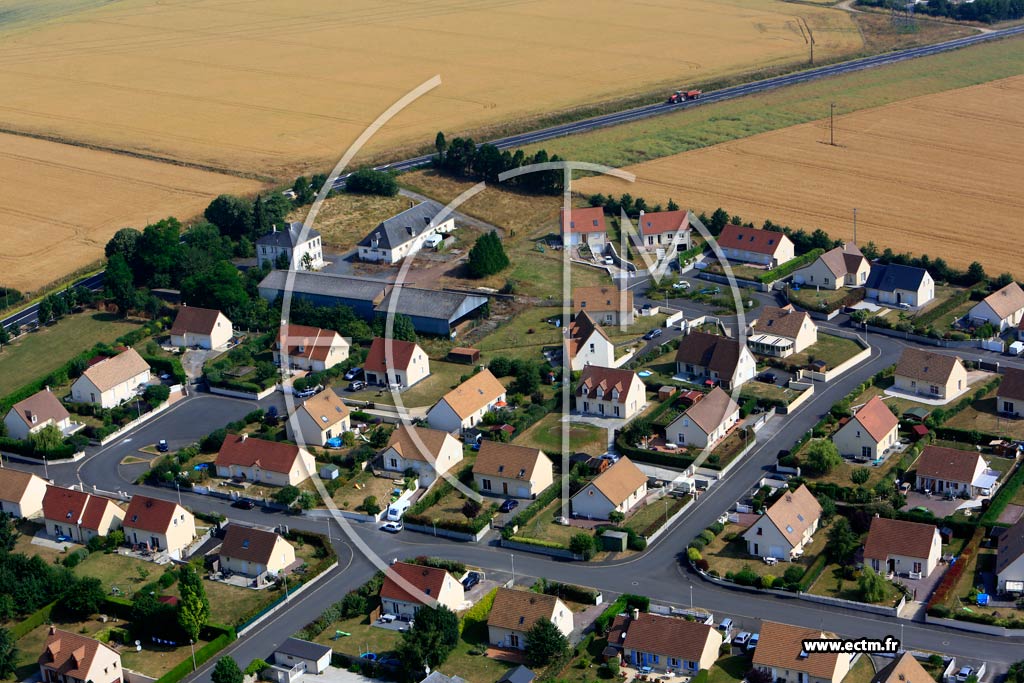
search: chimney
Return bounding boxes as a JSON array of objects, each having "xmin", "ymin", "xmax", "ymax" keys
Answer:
[
  {"xmin": 272, "ymin": 225, "xmax": 278, "ymax": 233},
  {"xmin": 240, "ymin": 433, "xmax": 248, "ymax": 442},
  {"xmin": 45, "ymin": 385, "xmax": 51, "ymax": 393},
  {"xmin": 631, "ymin": 608, "xmax": 640, "ymax": 620},
  {"xmin": 49, "ymin": 625, "xmax": 57, "ymax": 636},
  {"xmin": 639, "ymin": 209, "xmax": 645, "ymax": 221}
]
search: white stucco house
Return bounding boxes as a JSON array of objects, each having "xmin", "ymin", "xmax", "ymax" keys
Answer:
[
  {"xmin": 357, "ymin": 203, "xmax": 454, "ymax": 264},
  {"xmin": 427, "ymin": 370, "xmax": 506, "ymax": 434},
  {"xmin": 380, "ymin": 425, "xmax": 464, "ymax": 487},
  {"xmin": 488, "ymin": 589, "xmax": 573, "ymax": 651},
  {"xmin": 256, "ymin": 222, "xmax": 323, "ymax": 270},
  {"xmin": 968, "ymin": 282, "xmax": 1024, "ymax": 331},
  {"xmin": 665, "ymin": 387, "xmax": 740, "ymax": 449},
  {"xmin": 742, "ymin": 484, "xmax": 821, "ymax": 560},
  {"xmin": 70, "ymin": 349, "xmax": 151, "ymax": 408},
  {"xmin": 831, "ymin": 395, "xmax": 899, "ymax": 460},
  {"xmin": 570, "ymin": 457, "xmax": 647, "ymax": 520},
  {"xmin": 168, "ymin": 306, "xmax": 232, "ymax": 349},
  {"xmin": 863, "ymin": 516, "xmax": 941, "ymax": 579}
]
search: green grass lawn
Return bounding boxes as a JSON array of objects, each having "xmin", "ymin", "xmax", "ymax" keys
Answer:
[
  {"xmin": 788, "ymin": 286, "xmax": 850, "ymax": 312},
  {"xmin": 851, "ymin": 377, "xmax": 935, "ymax": 418},
  {"xmin": 786, "ymin": 333, "xmax": 863, "ymax": 369},
  {"xmin": 705, "ymin": 521, "xmax": 831, "ymax": 578},
  {"xmin": 331, "ymin": 469, "xmax": 405, "ymax": 512},
  {"xmin": 362, "ymin": 359, "xmax": 475, "ymax": 408},
  {"xmin": 516, "ymin": 413, "xmax": 607, "ymax": 456},
  {"xmin": 625, "ymin": 495, "xmax": 689, "ymax": 537},
  {"xmin": 475, "ymin": 306, "xmax": 562, "ymax": 362},
  {"xmin": 0, "ymin": 311, "xmax": 140, "ymax": 397},
  {"xmin": 807, "ymin": 564, "xmax": 902, "ymax": 606},
  {"xmin": 945, "ymin": 393, "xmax": 1024, "ymax": 440},
  {"xmin": 739, "ymin": 380, "xmax": 797, "ymax": 405},
  {"xmin": 845, "ymin": 653, "xmax": 877, "ymax": 683},
  {"xmin": 516, "ymin": 496, "xmax": 577, "ymax": 548},
  {"xmin": 708, "ymin": 654, "xmax": 752, "ymax": 683}
]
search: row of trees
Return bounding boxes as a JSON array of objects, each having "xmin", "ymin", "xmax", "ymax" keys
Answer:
[
  {"xmin": 434, "ymin": 132, "xmax": 564, "ymax": 194},
  {"xmin": 204, "ymin": 192, "xmax": 294, "ymax": 242},
  {"xmin": 859, "ymin": 0, "xmax": 1024, "ymax": 23}
]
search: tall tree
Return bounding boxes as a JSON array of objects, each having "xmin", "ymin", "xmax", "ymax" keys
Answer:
[
  {"xmin": 805, "ymin": 439, "xmax": 841, "ymax": 475},
  {"xmin": 0, "ymin": 627, "xmax": 16, "ymax": 680},
  {"xmin": 105, "ymin": 253, "xmax": 136, "ymax": 316},
  {"xmin": 135, "ymin": 218, "xmax": 182, "ymax": 288},
  {"xmin": 399, "ymin": 604, "xmax": 459, "ymax": 671},
  {"xmin": 858, "ymin": 566, "xmax": 887, "ymax": 602},
  {"xmin": 205, "ymin": 195, "xmax": 253, "ymax": 240},
  {"xmin": 524, "ymin": 618, "xmax": 569, "ymax": 667},
  {"xmin": 293, "ymin": 176, "xmax": 315, "ymax": 204},
  {"xmin": 177, "ymin": 565, "xmax": 210, "ymax": 641},
  {"xmin": 211, "ymin": 656, "xmax": 244, "ymax": 683},
  {"xmin": 105, "ymin": 227, "xmax": 142, "ymax": 265},
  {"xmin": 37, "ymin": 296, "xmax": 53, "ymax": 325},
  {"xmin": 667, "ymin": 198, "xmax": 680, "ymax": 212},
  {"xmin": 181, "ymin": 261, "xmax": 250, "ymax": 319},
  {"xmin": 63, "ymin": 576, "xmax": 104, "ymax": 618},
  {"xmin": 467, "ymin": 231, "xmax": 509, "ymax": 278},
  {"xmin": 825, "ymin": 517, "xmax": 859, "ymax": 564}
]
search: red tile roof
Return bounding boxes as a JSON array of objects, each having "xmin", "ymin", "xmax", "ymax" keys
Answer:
[
  {"xmin": 216, "ymin": 434, "xmax": 302, "ymax": 474},
  {"xmin": 560, "ymin": 207, "xmax": 606, "ymax": 234},
  {"xmin": 566, "ymin": 311, "xmax": 611, "ymax": 358},
  {"xmin": 220, "ymin": 524, "xmax": 287, "ymax": 565},
  {"xmin": 276, "ymin": 324, "xmax": 344, "ymax": 363},
  {"xmin": 7, "ymin": 388, "xmax": 70, "ymax": 430},
  {"xmin": 850, "ymin": 396, "xmax": 899, "ymax": 443},
  {"xmin": 675, "ymin": 331, "xmax": 743, "ymax": 376},
  {"xmin": 717, "ymin": 225, "xmax": 790, "ymax": 257},
  {"xmin": 169, "ymin": 306, "xmax": 225, "ymax": 336},
  {"xmin": 42, "ymin": 485, "xmax": 120, "ymax": 531},
  {"xmin": 609, "ymin": 612, "xmax": 719, "ymax": 662},
  {"xmin": 576, "ymin": 365, "xmax": 640, "ymax": 404},
  {"xmin": 998, "ymin": 367, "xmax": 1024, "ymax": 402},
  {"xmin": 864, "ymin": 517, "xmax": 937, "ymax": 563},
  {"xmin": 124, "ymin": 494, "xmax": 181, "ymax": 534},
  {"xmin": 380, "ymin": 561, "xmax": 455, "ymax": 605},
  {"xmin": 637, "ymin": 210, "xmax": 691, "ymax": 236},
  {"xmin": 916, "ymin": 445, "xmax": 984, "ymax": 484},
  {"xmin": 39, "ymin": 627, "xmax": 119, "ymax": 680},
  {"xmin": 364, "ymin": 337, "xmax": 422, "ymax": 374},
  {"xmin": 753, "ymin": 621, "xmax": 843, "ymax": 680}
]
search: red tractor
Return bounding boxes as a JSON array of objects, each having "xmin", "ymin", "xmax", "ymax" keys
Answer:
[{"xmin": 667, "ymin": 89, "xmax": 702, "ymax": 104}]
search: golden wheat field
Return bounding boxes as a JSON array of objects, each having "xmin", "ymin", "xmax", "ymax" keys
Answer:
[
  {"xmin": 577, "ymin": 76, "xmax": 1024, "ymax": 276},
  {"xmin": 0, "ymin": 0, "xmax": 861, "ymax": 179},
  {"xmin": 0, "ymin": 133, "xmax": 262, "ymax": 292}
]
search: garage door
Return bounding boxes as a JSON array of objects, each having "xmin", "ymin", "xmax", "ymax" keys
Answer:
[
  {"xmin": 768, "ymin": 546, "xmax": 786, "ymax": 559},
  {"xmin": 516, "ymin": 486, "xmax": 531, "ymax": 498}
]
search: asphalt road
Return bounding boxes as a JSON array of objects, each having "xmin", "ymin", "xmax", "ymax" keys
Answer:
[{"xmin": 0, "ymin": 272, "xmax": 104, "ymax": 332}]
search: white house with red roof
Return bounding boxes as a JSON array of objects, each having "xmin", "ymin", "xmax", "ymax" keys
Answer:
[
  {"xmin": 560, "ymin": 207, "xmax": 607, "ymax": 249},
  {"xmin": 380, "ymin": 425, "xmax": 463, "ymax": 486},
  {"xmin": 665, "ymin": 387, "xmax": 740, "ymax": 449},
  {"xmin": 363, "ymin": 337, "xmax": 430, "ymax": 388},
  {"xmin": 832, "ymin": 396, "xmax": 899, "ymax": 461},
  {"xmin": 42, "ymin": 485, "xmax": 124, "ymax": 543},
  {"xmin": 169, "ymin": 305, "xmax": 232, "ymax": 350},
  {"xmin": 914, "ymin": 445, "xmax": 998, "ymax": 498},
  {"xmin": 575, "ymin": 365, "xmax": 646, "ymax": 421},
  {"xmin": 38, "ymin": 627, "xmax": 123, "ymax": 683},
  {"xmin": 123, "ymin": 494, "xmax": 195, "ymax": 559},
  {"xmin": 716, "ymin": 225, "xmax": 795, "ymax": 268},
  {"xmin": 863, "ymin": 516, "xmax": 941, "ymax": 578},
  {"xmin": 215, "ymin": 434, "xmax": 316, "ymax": 487},
  {"xmin": 379, "ymin": 561, "xmax": 465, "ymax": 619},
  {"xmin": 273, "ymin": 324, "xmax": 349, "ymax": 372},
  {"xmin": 633, "ymin": 209, "xmax": 693, "ymax": 254}
]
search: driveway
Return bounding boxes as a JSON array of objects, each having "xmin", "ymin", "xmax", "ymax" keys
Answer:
[{"xmin": 181, "ymin": 348, "xmax": 221, "ymax": 380}]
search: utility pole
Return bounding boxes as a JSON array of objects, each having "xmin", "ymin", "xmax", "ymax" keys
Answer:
[
  {"xmin": 830, "ymin": 103, "xmax": 836, "ymax": 146},
  {"xmin": 853, "ymin": 208, "xmax": 858, "ymax": 244}
]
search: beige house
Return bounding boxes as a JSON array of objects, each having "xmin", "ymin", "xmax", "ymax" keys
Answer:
[
  {"xmin": 566, "ymin": 311, "xmax": 616, "ymax": 371},
  {"xmin": 427, "ymin": 369, "xmax": 507, "ymax": 434},
  {"xmin": 70, "ymin": 348, "xmax": 151, "ymax": 408},
  {"xmin": 487, "ymin": 588, "xmax": 573, "ymax": 650},
  {"xmin": 753, "ymin": 621, "xmax": 851, "ymax": 683},
  {"xmin": 571, "ymin": 457, "xmax": 647, "ymax": 520},
  {"xmin": 717, "ymin": 225, "xmax": 795, "ymax": 268},
  {"xmin": 742, "ymin": 484, "xmax": 821, "ymax": 560},
  {"xmin": 996, "ymin": 517, "xmax": 1024, "ymax": 593},
  {"xmin": 274, "ymin": 324, "xmax": 350, "ymax": 373},
  {"xmin": 793, "ymin": 243, "xmax": 870, "ymax": 289},
  {"xmin": 219, "ymin": 524, "xmax": 297, "ymax": 578},
  {"xmin": 832, "ymin": 396, "xmax": 899, "ymax": 460},
  {"xmin": 169, "ymin": 306, "xmax": 232, "ymax": 349},
  {"xmin": 256, "ymin": 222, "xmax": 323, "ymax": 270},
  {"xmin": 997, "ymin": 367, "xmax": 1024, "ymax": 418},
  {"xmin": 561, "ymin": 207, "xmax": 607, "ymax": 249},
  {"xmin": 215, "ymin": 434, "xmax": 316, "ymax": 487},
  {"xmin": 893, "ymin": 348, "xmax": 967, "ymax": 401},
  {"xmin": 607, "ymin": 612, "xmax": 722, "ymax": 674},
  {"xmin": 748, "ymin": 305, "xmax": 817, "ymax": 358},
  {"xmin": 575, "ymin": 365, "xmax": 646, "ymax": 421},
  {"xmin": 473, "ymin": 442, "xmax": 553, "ymax": 499},
  {"xmin": 914, "ymin": 445, "xmax": 997, "ymax": 498},
  {"xmin": 872, "ymin": 653, "xmax": 936, "ymax": 683},
  {"xmin": 969, "ymin": 282, "xmax": 1024, "ymax": 331},
  {"xmin": 4, "ymin": 387, "xmax": 75, "ymax": 441},
  {"xmin": 0, "ymin": 469, "xmax": 48, "ymax": 518},
  {"xmin": 863, "ymin": 516, "xmax": 942, "ymax": 578},
  {"xmin": 379, "ymin": 561, "xmax": 465, "ymax": 619},
  {"xmin": 363, "ymin": 337, "xmax": 430, "ymax": 388},
  {"xmin": 39, "ymin": 627, "xmax": 123, "ymax": 683},
  {"xmin": 675, "ymin": 331, "xmax": 756, "ymax": 390},
  {"xmin": 633, "ymin": 209, "xmax": 693, "ymax": 254},
  {"xmin": 574, "ymin": 285, "xmax": 635, "ymax": 326},
  {"xmin": 42, "ymin": 486, "xmax": 124, "ymax": 543},
  {"xmin": 286, "ymin": 390, "xmax": 351, "ymax": 447},
  {"xmin": 666, "ymin": 387, "xmax": 740, "ymax": 449},
  {"xmin": 380, "ymin": 425, "xmax": 464, "ymax": 487},
  {"xmin": 123, "ymin": 494, "xmax": 195, "ymax": 559}
]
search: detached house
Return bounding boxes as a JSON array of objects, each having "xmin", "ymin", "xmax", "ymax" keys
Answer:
[
  {"xmin": 566, "ymin": 311, "xmax": 616, "ymax": 371},
  {"xmin": 571, "ymin": 457, "xmax": 647, "ymax": 520},
  {"xmin": 0, "ymin": 469, "xmax": 48, "ymax": 518},
  {"xmin": 997, "ymin": 367, "xmax": 1024, "ymax": 418},
  {"xmin": 832, "ymin": 396, "xmax": 899, "ymax": 460},
  {"xmin": 473, "ymin": 442, "xmax": 553, "ymax": 499},
  {"xmin": 123, "ymin": 494, "xmax": 196, "ymax": 559},
  {"xmin": 357, "ymin": 203, "xmax": 454, "ymax": 264},
  {"xmin": 996, "ymin": 517, "xmax": 1024, "ymax": 594},
  {"xmin": 969, "ymin": 281, "xmax": 1024, "ymax": 331},
  {"xmin": 607, "ymin": 611, "xmax": 722, "ymax": 674},
  {"xmin": 39, "ymin": 627, "xmax": 122, "ymax": 683},
  {"xmin": 634, "ymin": 209, "xmax": 693, "ymax": 253},
  {"xmin": 748, "ymin": 305, "xmax": 817, "ymax": 358},
  {"xmin": 215, "ymin": 434, "xmax": 316, "ymax": 487},
  {"xmin": 893, "ymin": 348, "xmax": 967, "ymax": 401},
  {"xmin": 717, "ymin": 225, "xmax": 794, "ymax": 268},
  {"xmin": 575, "ymin": 365, "xmax": 646, "ymax": 420},
  {"xmin": 4, "ymin": 387, "xmax": 75, "ymax": 441},
  {"xmin": 219, "ymin": 524, "xmax": 296, "ymax": 578},
  {"xmin": 42, "ymin": 486, "xmax": 124, "ymax": 543},
  {"xmin": 169, "ymin": 306, "xmax": 232, "ymax": 350},
  {"xmin": 666, "ymin": 387, "xmax": 740, "ymax": 450},
  {"xmin": 488, "ymin": 588, "xmax": 573, "ymax": 651},
  {"xmin": 380, "ymin": 425, "xmax": 464, "ymax": 487},
  {"xmin": 364, "ymin": 337, "xmax": 430, "ymax": 388},
  {"xmin": 752, "ymin": 621, "xmax": 851, "ymax": 683},
  {"xmin": 70, "ymin": 348, "xmax": 151, "ymax": 408},
  {"xmin": 427, "ymin": 370, "xmax": 506, "ymax": 434},
  {"xmin": 863, "ymin": 516, "xmax": 941, "ymax": 579},
  {"xmin": 286, "ymin": 390, "xmax": 351, "ymax": 447},
  {"xmin": 675, "ymin": 331, "xmax": 756, "ymax": 389},
  {"xmin": 380, "ymin": 561, "xmax": 465, "ymax": 619},
  {"xmin": 560, "ymin": 207, "xmax": 607, "ymax": 249},
  {"xmin": 274, "ymin": 324, "xmax": 350, "ymax": 372},
  {"xmin": 872, "ymin": 652, "xmax": 936, "ymax": 683},
  {"xmin": 914, "ymin": 445, "xmax": 998, "ymax": 498},
  {"xmin": 256, "ymin": 222, "xmax": 323, "ymax": 270},
  {"xmin": 864, "ymin": 263, "xmax": 934, "ymax": 308},
  {"xmin": 574, "ymin": 285, "xmax": 634, "ymax": 326},
  {"xmin": 793, "ymin": 243, "xmax": 870, "ymax": 289},
  {"xmin": 742, "ymin": 484, "xmax": 822, "ymax": 560}
]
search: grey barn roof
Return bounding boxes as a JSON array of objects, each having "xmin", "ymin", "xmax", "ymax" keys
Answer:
[
  {"xmin": 865, "ymin": 263, "xmax": 929, "ymax": 292},
  {"xmin": 498, "ymin": 666, "xmax": 536, "ymax": 683},
  {"xmin": 258, "ymin": 270, "xmax": 389, "ymax": 302},
  {"xmin": 256, "ymin": 221, "xmax": 320, "ymax": 249},
  {"xmin": 274, "ymin": 637, "xmax": 332, "ymax": 660},
  {"xmin": 375, "ymin": 287, "xmax": 487, "ymax": 322},
  {"xmin": 359, "ymin": 203, "xmax": 441, "ymax": 250}
]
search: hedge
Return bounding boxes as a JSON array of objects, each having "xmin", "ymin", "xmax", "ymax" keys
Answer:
[
  {"xmin": 797, "ymin": 554, "xmax": 828, "ymax": 592},
  {"xmin": 593, "ymin": 594, "xmax": 650, "ymax": 634},
  {"xmin": 507, "ymin": 535, "xmax": 570, "ymax": 551},
  {"xmin": 143, "ymin": 354, "xmax": 187, "ymax": 385},
  {"xmin": 501, "ymin": 480, "xmax": 562, "ymax": 539},
  {"xmin": 758, "ymin": 248, "xmax": 824, "ymax": 284},
  {"xmin": 461, "ymin": 586, "xmax": 497, "ymax": 640},
  {"xmin": 0, "ymin": 436, "xmax": 77, "ymax": 459},
  {"xmin": 980, "ymin": 461, "xmax": 1024, "ymax": 526},
  {"xmin": 927, "ymin": 528, "xmax": 983, "ymax": 614},
  {"xmin": 154, "ymin": 626, "xmax": 236, "ymax": 683},
  {"xmin": 536, "ymin": 579, "xmax": 602, "ymax": 604},
  {"xmin": 10, "ymin": 600, "xmax": 57, "ymax": 639}
]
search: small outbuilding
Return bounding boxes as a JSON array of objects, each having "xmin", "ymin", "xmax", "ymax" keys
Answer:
[
  {"xmin": 448, "ymin": 347, "xmax": 481, "ymax": 364},
  {"xmin": 273, "ymin": 637, "xmax": 332, "ymax": 675}
]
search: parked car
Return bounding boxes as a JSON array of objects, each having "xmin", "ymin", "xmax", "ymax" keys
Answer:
[
  {"xmin": 344, "ymin": 367, "xmax": 363, "ymax": 381},
  {"xmin": 718, "ymin": 618, "xmax": 733, "ymax": 632},
  {"xmin": 956, "ymin": 667, "xmax": 974, "ymax": 682},
  {"xmin": 603, "ymin": 256, "xmax": 615, "ymax": 265},
  {"xmin": 347, "ymin": 380, "xmax": 366, "ymax": 392},
  {"xmin": 55, "ymin": 534, "xmax": 72, "ymax": 543},
  {"xmin": 499, "ymin": 499, "xmax": 519, "ymax": 513},
  {"xmin": 699, "ymin": 286, "xmax": 721, "ymax": 295},
  {"xmin": 757, "ymin": 372, "xmax": 777, "ymax": 384},
  {"xmin": 294, "ymin": 386, "xmax": 319, "ymax": 399},
  {"xmin": 231, "ymin": 499, "xmax": 256, "ymax": 510},
  {"xmin": 157, "ymin": 439, "xmax": 169, "ymax": 453},
  {"xmin": 747, "ymin": 633, "xmax": 759, "ymax": 651},
  {"xmin": 672, "ymin": 281, "xmax": 691, "ymax": 290},
  {"xmin": 380, "ymin": 521, "xmax": 403, "ymax": 533},
  {"xmin": 642, "ymin": 328, "xmax": 663, "ymax": 340},
  {"xmin": 158, "ymin": 372, "xmax": 171, "ymax": 381},
  {"xmin": 361, "ymin": 653, "xmax": 377, "ymax": 661},
  {"xmin": 461, "ymin": 571, "xmax": 482, "ymax": 590},
  {"xmin": 734, "ymin": 632, "xmax": 751, "ymax": 647}
]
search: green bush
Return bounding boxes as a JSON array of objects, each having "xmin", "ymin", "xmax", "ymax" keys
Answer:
[
  {"xmin": 689, "ymin": 537, "xmax": 707, "ymax": 551},
  {"xmin": 687, "ymin": 547, "xmax": 702, "ymax": 563},
  {"xmin": 698, "ymin": 529, "xmax": 715, "ymax": 544},
  {"xmin": 733, "ymin": 565, "xmax": 760, "ymax": 587},
  {"xmin": 759, "ymin": 248, "xmax": 823, "ymax": 283}
]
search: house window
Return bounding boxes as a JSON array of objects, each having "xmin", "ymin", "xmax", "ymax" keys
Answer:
[
  {"xmin": 930, "ymin": 385, "xmax": 940, "ymax": 395},
  {"xmin": 688, "ymin": 661, "xmax": 698, "ymax": 671},
  {"xmin": 482, "ymin": 479, "xmax": 492, "ymax": 491},
  {"xmin": 390, "ymin": 458, "xmax": 397, "ymax": 468},
  {"xmin": 862, "ymin": 446, "xmax": 871, "ymax": 458},
  {"xmin": 756, "ymin": 527, "xmax": 763, "ymax": 535},
  {"xmin": 613, "ymin": 406, "xmax": 620, "ymax": 417},
  {"xmin": 589, "ymin": 343, "xmax": 595, "ymax": 353},
  {"xmin": 913, "ymin": 561, "xmax": 922, "ymax": 573},
  {"xmin": 509, "ymin": 634, "xmax": 520, "ymax": 648}
]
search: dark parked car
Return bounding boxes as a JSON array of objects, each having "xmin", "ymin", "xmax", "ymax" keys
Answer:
[
  {"xmin": 499, "ymin": 499, "xmax": 519, "ymax": 513},
  {"xmin": 231, "ymin": 499, "xmax": 256, "ymax": 510},
  {"xmin": 344, "ymin": 367, "xmax": 363, "ymax": 381},
  {"xmin": 461, "ymin": 571, "xmax": 482, "ymax": 590},
  {"xmin": 157, "ymin": 439, "xmax": 169, "ymax": 453},
  {"xmin": 642, "ymin": 328, "xmax": 663, "ymax": 340},
  {"xmin": 347, "ymin": 380, "xmax": 366, "ymax": 392},
  {"xmin": 757, "ymin": 372, "xmax": 777, "ymax": 384}
]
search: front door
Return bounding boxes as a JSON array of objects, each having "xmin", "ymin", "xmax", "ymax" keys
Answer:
[
  {"xmin": 509, "ymin": 634, "xmax": 520, "ymax": 648},
  {"xmin": 502, "ymin": 482, "xmax": 509, "ymax": 495}
]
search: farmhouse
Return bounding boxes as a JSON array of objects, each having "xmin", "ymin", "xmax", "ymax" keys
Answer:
[
  {"xmin": 219, "ymin": 524, "xmax": 297, "ymax": 578},
  {"xmin": 575, "ymin": 365, "xmax": 646, "ymax": 421},
  {"xmin": 273, "ymin": 324, "xmax": 350, "ymax": 372},
  {"xmin": 473, "ymin": 442, "xmax": 553, "ymax": 499},
  {"xmin": 872, "ymin": 653, "xmax": 935, "ymax": 683},
  {"xmin": 792, "ymin": 243, "xmax": 870, "ymax": 289},
  {"xmin": 748, "ymin": 305, "xmax": 817, "ymax": 357},
  {"xmin": 863, "ymin": 516, "xmax": 941, "ymax": 579},
  {"xmin": 42, "ymin": 485, "xmax": 124, "ymax": 543},
  {"xmin": 606, "ymin": 611, "xmax": 722, "ymax": 674},
  {"xmin": 256, "ymin": 222, "xmax": 323, "ymax": 270},
  {"xmin": 427, "ymin": 369, "xmax": 506, "ymax": 434},
  {"xmin": 566, "ymin": 311, "xmax": 616, "ymax": 371},
  {"xmin": 488, "ymin": 588, "xmax": 573, "ymax": 651},
  {"xmin": 286, "ymin": 390, "xmax": 351, "ymax": 447},
  {"xmin": 168, "ymin": 305, "xmax": 232, "ymax": 349},
  {"xmin": 273, "ymin": 638, "xmax": 332, "ymax": 677},
  {"xmin": 665, "ymin": 387, "xmax": 740, "ymax": 449},
  {"xmin": 380, "ymin": 425, "xmax": 463, "ymax": 487},
  {"xmin": 38, "ymin": 627, "xmax": 123, "ymax": 683},
  {"xmin": 893, "ymin": 348, "xmax": 967, "ymax": 401},
  {"xmin": 357, "ymin": 202, "xmax": 453, "ymax": 264},
  {"xmin": 379, "ymin": 561, "xmax": 465, "ymax": 619},
  {"xmin": 0, "ymin": 469, "xmax": 48, "ymax": 519},
  {"xmin": 864, "ymin": 263, "xmax": 934, "ymax": 308},
  {"xmin": 215, "ymin": 434, "xmax": 316, "ymax": 487},
  {"xmin": 997, "ymin": 367, "xmax": 1024, "ymax": 417},
  {"xmin": 123, "ymin": 494, "xmax": 196, "ymax": 559},
  {"xmin": 570, "ymin": 457, "xmax": 648, "ymax": 520},
  {"xmin": 675, "ymin": 331, "xmax": 756, "ymax": 389},
  {"xmin": 716, "ymin": 224, "xmax": 794, "ymax": 268},
  {"xmin": 374, "ymin": 286, "xmax": 489, "ymax": 337},
  {"xmin": 752, "ymin": 621, "xmax": 851, "ymax": 683},
  {"xmin": 914, "ymin": 445, "xmax": 997, "ymax": 498},
  {"xmin": 364, "ymin": 337, "xmax": 430, "ymax": 388},
  {"xmin": 742, "ymin": 484, "xmax": 821, "ymax": 560},
  {"xmin": 560, "ymin": 207, "xmax": 607, "ymax": 249},
  {"xmin": 574, "ymin": 285, "xmax": 635, "ymax": 326},
  {"xmin": 831, "ymin": 396, "xmax": 899, "ymax": 460},
  {"xmin": 968, "ymin": 281, "xmax": 1024, "ymax": 331},
  {"xmin": 996, "ymin": 517, "xmax": 1024, "ymax": 594},
  {"xmin": 70, "ymin": 348, "xmax": 151, "ymax": 408},
  {"xmin": 4, "ymin": 387, "xmax": 75, "ymax": 441},
  {"xmin": 633, "ymin": 209, "xmax": 693, "ymax": 253},
  {"xmin": 258, "ymin": 271, "xmax": 388, "ymax": 319}
]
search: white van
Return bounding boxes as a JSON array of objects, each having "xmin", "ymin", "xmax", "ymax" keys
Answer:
[{"xmin": 386, "ymin": 500, "xmax": 411, "ymax": 522}]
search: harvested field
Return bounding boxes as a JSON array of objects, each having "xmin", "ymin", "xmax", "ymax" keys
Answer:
[
  {"xmin": 577, "ymin": 75, "xmax": 1024, "ymax": 276},
  {"xmin": 0, "ymin": 133, "xmax": 262, "ymax": 292},
  {"xmin": 0, "ymin": 0, "xmax": 861, "ymax": 179}
]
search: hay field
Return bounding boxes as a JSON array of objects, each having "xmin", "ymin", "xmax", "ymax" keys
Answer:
[
  {"xmin": 576, "ymin": 76, "xmax": 1024, "ymax": 276},
  {"xmin": 0, "ymin": 0, "xmax": 861, "ymax": 179},
  {"xmin": 0, "ymin": 133, "xmax": 262, "ymax": 292}
]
